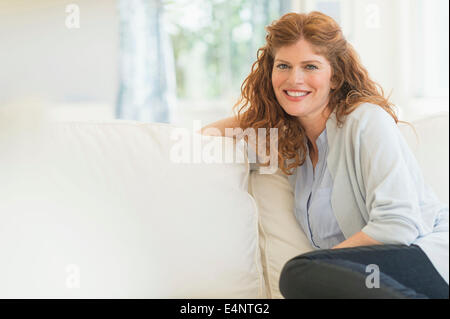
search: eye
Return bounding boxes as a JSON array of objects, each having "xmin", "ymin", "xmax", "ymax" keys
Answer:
[
  {"xmin": 276, "ymin": 63, "xmax": 289, "ymax": 70},
  {"xmin": 305, "ymin": 64, "xmax": 318, "ymax": 70}
]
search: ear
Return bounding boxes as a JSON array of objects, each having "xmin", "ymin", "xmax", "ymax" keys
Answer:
[{"xmin": 330, "ymin": 76, "xmax": 338, "ymax": 90}]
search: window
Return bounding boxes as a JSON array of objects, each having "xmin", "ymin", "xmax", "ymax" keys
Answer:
[{"xmin": 163, "ymin": 0, "xmax": 291, "ymax": 125}]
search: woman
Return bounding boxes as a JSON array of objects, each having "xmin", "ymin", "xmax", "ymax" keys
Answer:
[{"xmin": 201, "ymin": 12, "xmax": 448, "ymax": 299}]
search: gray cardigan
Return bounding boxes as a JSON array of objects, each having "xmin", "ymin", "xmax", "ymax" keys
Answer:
[{"xmin": 326, "ymin": 103, "xmax": 449, "ymax": 283}]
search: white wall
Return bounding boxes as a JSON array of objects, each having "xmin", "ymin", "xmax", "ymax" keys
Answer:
[
  {"xmin": 296, "ymin": 0, "xmax": 449, "ymax": 121},
  {"xmin": 350, "ymin": 0, "xmax": 413, "ymax": 119},
  {"xmin": 0, "ymin": 0, "xmax": 118, "ymax": 115}
]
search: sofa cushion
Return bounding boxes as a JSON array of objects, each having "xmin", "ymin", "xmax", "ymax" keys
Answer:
[
  {"xmin": 0, "ymin": 119, "xmax": 265, "ymax": 298},
  {"xmin": 249, "ymin": 168, "xmax": 313, "ymax": 299},
  {"xmin": 399, "ymin": 113, "xmax": 449, "ymax": 204}
]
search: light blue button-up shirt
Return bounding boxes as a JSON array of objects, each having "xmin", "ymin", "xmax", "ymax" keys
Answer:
[{"xmin": 288, "ymin": 129, "xmax": 346, "ymax": 249}]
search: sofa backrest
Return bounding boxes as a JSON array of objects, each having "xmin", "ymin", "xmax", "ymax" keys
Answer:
[
  {"xmin": 399, "ymin": 113, "xmax": 449, "ymax": 204},
  {"xmin": 0, "ymin": 118, "xmax": 266, "ymax": 298}
]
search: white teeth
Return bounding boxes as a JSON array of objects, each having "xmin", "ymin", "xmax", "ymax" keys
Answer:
[{"xmin": 286, "ymin": 91, "xmax": 309, "ymax": 97}]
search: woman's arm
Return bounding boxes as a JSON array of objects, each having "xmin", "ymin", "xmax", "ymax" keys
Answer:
[
  {"xmin": 350, "ymin": 106, "xmax": 424, "ymax": 246},
  {"xmin": 198, "ymin": 115, "xmax": 241, "ymax": 137},
  {"xmin": 199, "ymin": 114, "xmax": 261, "ymax": 171}
]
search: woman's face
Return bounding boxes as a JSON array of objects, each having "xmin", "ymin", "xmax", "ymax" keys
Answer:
[{"xmin": 272, "ymin": 39, "xmax": 333, "ymax": 123}]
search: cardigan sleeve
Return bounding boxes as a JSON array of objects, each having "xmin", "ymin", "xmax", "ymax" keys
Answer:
[{"xmin": 353, "ymin": 107, "xmax": 427, "ymax": 245}]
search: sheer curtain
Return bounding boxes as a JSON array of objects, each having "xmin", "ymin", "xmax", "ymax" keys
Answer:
[{"xmin": 116, "ymin": 0, "xmax": 175, "ymax": 123}]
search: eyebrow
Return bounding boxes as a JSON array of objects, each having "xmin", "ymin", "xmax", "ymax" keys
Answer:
[{"xmin": 274, "ymin": 59, "xmax": 323, "ymax": 64}]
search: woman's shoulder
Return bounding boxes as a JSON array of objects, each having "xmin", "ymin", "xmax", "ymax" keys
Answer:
[
  {"xmin": 339, "ymin": 103, "xmax": 397, "ymax": 135},
  {"xmin": 327, "ymin": 102, "xmax": 399, "ymax": 144},
  {"xmin": 347, "ymin": 103, "xmax": 395, "ymax": 123}
]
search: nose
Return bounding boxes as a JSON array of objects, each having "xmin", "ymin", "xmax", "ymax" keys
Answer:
[{"xmin": 288, "ymin": 67, "xmax": 305, "ymax": 84}]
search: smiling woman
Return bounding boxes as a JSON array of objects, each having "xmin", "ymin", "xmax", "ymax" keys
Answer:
[
  {"xmin": 201, "ymin": 11, "xmax": 449, "ymax": 299},
  {"xmin": 271, "ymin": 39, "xmax": 335, "ymax": 168},
  {"xmin": 232, "ymin": 11, "xmax": 397, "ymax": 176},
  {"xmin": 271, "ymin": 39, "xmax": 333, "ymax": 128}
]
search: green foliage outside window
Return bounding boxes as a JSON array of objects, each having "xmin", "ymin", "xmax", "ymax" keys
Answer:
[{"xmin": 164, "ymin": 0, "xmax": 287, "ymax": 100}]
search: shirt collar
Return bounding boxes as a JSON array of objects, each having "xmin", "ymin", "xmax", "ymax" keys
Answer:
[{"xmin": 316, "ymin": 128, "xmax": 328, "ymax": 147}]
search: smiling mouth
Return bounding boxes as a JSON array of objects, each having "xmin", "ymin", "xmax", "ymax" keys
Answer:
[
  {"xmin": 283, "ymin": 90, "xmax": 311, "ymax": 100},
  {"xmin": 284, "ymin": 90, "xmax": 310, "ymax": 97}
]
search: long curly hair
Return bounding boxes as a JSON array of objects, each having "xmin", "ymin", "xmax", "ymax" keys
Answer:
[{"xmin": 232, "ymin": 11, "xmax": 398, "ymax": 175}]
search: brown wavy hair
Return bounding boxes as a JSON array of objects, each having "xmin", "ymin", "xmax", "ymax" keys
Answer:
[{"xmin": 232, "ymin": 11, "xmax": 398, "ymax": 175}]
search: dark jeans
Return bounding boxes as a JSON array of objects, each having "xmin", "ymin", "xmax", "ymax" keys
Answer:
[{"xmin": 279, "ymin": 244, "xmax": 449, "ymax": 299}]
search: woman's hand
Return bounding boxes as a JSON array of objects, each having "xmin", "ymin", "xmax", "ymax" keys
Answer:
[{"xmin": 332, "ymin": 231, "xmax": 383, "ymax": 249}]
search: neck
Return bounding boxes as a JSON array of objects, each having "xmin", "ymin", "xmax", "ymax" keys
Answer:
[{"xmin": 299, "ymin": 107, "xmax": 332, "ymax": 144}]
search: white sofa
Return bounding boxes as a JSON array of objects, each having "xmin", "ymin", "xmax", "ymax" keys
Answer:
[{"xmin": 0, "ymin": 104, "xmax": 448, "ymax": 298}]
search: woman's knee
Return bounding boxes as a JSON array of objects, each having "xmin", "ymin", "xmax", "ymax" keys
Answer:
[
  {"xmin": 279, "ymin": 256, "xmax": 319, "ymax": 298},
  {"xmin": 278, "ymin": 256, "xmax": 428, "ymax": 299}
]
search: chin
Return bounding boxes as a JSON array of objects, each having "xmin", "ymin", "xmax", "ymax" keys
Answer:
[{"xmin": 282, "ymin": 104, "xmax": 309, "ymax": 118}]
